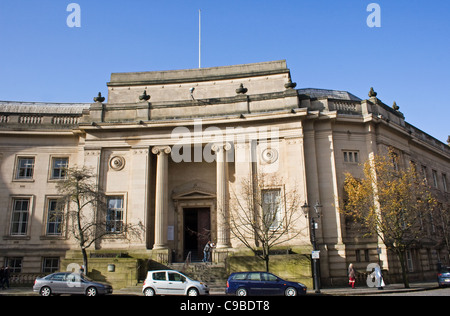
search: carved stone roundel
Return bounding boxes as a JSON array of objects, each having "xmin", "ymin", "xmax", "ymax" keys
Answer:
[
  {"xmin": 261, "ymin": 148, "xmax": 278, "ymax": 164},
  {"xmin": 110, "ymin": 156, "xmax": 125, "ymax": 171}
]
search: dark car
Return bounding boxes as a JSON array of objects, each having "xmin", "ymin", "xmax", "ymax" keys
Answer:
[
  {"xmin": 226, "ymin": 272, "xmax": 307, "ymax": 296},
  {"xmin": 33, "ymin": 272, "xmax": 113, "ymax": 296},
  {"xmin": 438, "ymin": 266, "xmax": 450, "ymax": 288}
]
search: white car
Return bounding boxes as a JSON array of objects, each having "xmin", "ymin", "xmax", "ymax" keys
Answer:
[{"xmin": 142, "ymin": 270, "xmax": 209, "ymax": 296}]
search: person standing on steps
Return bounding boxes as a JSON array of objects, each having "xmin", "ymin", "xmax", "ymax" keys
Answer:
[{"xmin": 203, "ymin": 241, "xmax": 212, "ymax": 263}]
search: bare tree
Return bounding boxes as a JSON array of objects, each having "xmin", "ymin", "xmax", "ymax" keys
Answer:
[
  {"xmin": 56, "ymin": 167, "xmax": 144, "ymax": 273},
  {"xmin": 432, "ymin": 202, "xmax": 450, "ymax": 258},
  {"xmin": 229, "ymin": 173, "xmax": 304, "ymax": 272}
]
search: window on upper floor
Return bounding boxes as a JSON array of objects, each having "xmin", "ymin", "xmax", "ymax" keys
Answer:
[
  {"xmin": 443, "ymin": 174, "xmax": 448, "ymax": 192},
  {"xmin": 15, "ymin": 157, "xmax": 35, "ymax": 180},
  {"xmin": 106, "ymin": 196, "xmax": 124, "ymax": 233},
  {"xmin": 50, "ymin": 157, "xmax": 69, "ymax": 180},
  {"xmin": 262, "ymin": 189, "xmax": 282, "ymax": 230},
  {"xmin": 432, "ymin": 170, "xmax": 439, "ymax": 189},
  {"xmin": 390, "ymin": 152, "xmax": 400, "ymax": 171},
  {"xmin": 343, "ymin": 151, "xmax": 359, "ymax": 163},
  {"xmin": 10, "ymin": 198, "xmax": 30, "ymax": 236},
  {"xmin": 421, "ymin": 165, "xmax": 428, "ymax": 183},
  {"xmin": 46, "ymin": 199, "xmax": 64, "ymax": 236}
]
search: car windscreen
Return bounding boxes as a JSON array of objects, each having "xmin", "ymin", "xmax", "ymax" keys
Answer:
[{"xmin": 81, "ymin": 274, "xmax": 94, "ymax": 282}]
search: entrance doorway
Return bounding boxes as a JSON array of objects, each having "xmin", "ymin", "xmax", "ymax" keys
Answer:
[{"xmin": 183, "ymin": 208, "xmax": 211, "ymax": 261}]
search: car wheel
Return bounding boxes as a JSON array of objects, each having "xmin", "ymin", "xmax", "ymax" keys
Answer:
[
  {"xmin": 144, "ymin": 287, "xmax": 155, "ymax": 296},
  {"xmin": 236, "ymin": 287, "xmax": 248, "ymax": 296},
  {"xmin": 86, "ymin": 287, "xmax": 98, "ymax": 296},
  {"xmin": 187, "ymin": 288, "xmax": 199, "ymax": 296},
  {"xmin": 40, "ymin": 286, "xmax": 52, "ymax": 297},
  {"xmin": 285, "ymin": 287, "xmax": 297, "ymax": 296}
]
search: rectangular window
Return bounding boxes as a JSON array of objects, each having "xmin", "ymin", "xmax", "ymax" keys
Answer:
[
  {"xmin": 432, "ymin": 170, "xmax": 438, "ymax": 188},
  {"xmin": 421, "ymin": 165, "xmax": 428, "ymax": 183},
  {"xmin": 42, "ymin": 258, "xmax": 60, "ymax": 273},
  {"xmin": 51, "ymin": 157, "xmax": 68, "ymax": 180},
  {"xmin": 364, "ymin": 249, "xmax": 370, "ymax": 262},
  {"xmin": 443, "ymin": 174, "xmax": 448, "ymax": 192},
  {"xmin": 391, "ymin": 152, "xmax": 399, "ymax": 171},
  {"xmin": 10, "ymin": 199, "xmax": 30, "ymax": 236},
  {"xmin": 5, "ymin": 257, "xmax": 23, "ymax": 273},
  {"xmin": 106, "ymin": 196, "xmax": 124, "ymax": 233},
  {"xmin": 153, "ymin": 271, "xmax": 166, "ymax": 281},
  {"xmin": 356, "ymin": 249, "xmax": 370, "ymax": 262},
  {"xmin": 406, "ymin": 250, "xmax": 414, "ymax": 272},
  {"xmin": 262, "ymin": 189, "xmax": 282, "ymax": 230},
  {"xmin": 46, "ymin": 199, "xmax": 63, "ymax": 236},
  {"xmin": 16, "ymin": 157, "xmax": 35, "ymax": 179},
  {"xmin": 343, "ymin": 151, "xmax": 359, "ymax": 163}
]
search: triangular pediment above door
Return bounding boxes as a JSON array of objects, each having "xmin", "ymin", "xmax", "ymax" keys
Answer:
[{"xmin": 172, "ymin": 180, "xmax": 216, "ymax": 200}]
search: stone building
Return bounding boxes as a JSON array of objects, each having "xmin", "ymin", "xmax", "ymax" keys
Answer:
[{"xmin": 0, "ymin": 60, "xmax": 449, "ymax": 287}]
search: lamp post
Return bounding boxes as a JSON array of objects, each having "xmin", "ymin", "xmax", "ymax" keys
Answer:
[{"xmin": 302, "ymin": 201, "xmax": 322, "ymax": 294}]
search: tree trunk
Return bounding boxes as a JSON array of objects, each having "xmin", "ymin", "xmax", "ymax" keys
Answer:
[
  {"xmin": 264, "ymin": 256, "xmax": 270, "ymax": 272},
  {"xmin": 397, "ymin": 250, "xmax": 410, "ymax": 288},
  {"xmin": 81, "ymin": 248, "xmax": 89, "ymax": 275}
]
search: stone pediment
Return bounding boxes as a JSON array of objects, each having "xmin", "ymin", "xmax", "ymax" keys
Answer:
[{"xmin": 172, "ymin": 180, "xmax": 216, "ymax": 200}]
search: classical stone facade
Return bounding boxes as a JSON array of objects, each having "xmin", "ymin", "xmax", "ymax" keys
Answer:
[{"xmin": 1, "ymin": 60, "xmax": 449, "ymax": 286}]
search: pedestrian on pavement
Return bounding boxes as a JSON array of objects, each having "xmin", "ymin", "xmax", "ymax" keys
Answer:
[
  {"xmin": 3, "ymin": 266, "xmax": 10, "ymax": 290},
  {"xmin": 348, "ymin": 263, "xmax": 356, "ymax": 289},
  {"xmin": 0, "ymin": 266, "xmax": 4, "ymax": 290}
]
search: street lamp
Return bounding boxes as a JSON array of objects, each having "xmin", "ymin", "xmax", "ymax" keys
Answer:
[{"xmin": 302, "ymin": 201, "xmax": 322, "ymax": 294}]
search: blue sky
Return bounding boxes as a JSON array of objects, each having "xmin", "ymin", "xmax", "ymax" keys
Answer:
[{"xmin": 0, "ymin": 0, "xmax": 449, "ymax": 143}]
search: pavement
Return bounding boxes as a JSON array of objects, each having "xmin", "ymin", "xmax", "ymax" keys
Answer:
[
  {"xmin": 317, "ymin": 281, "xmax": 440, "ymax": 296},
  {"xmin": 0, "ymin": 281, "xmax": 441, "ymax": 296}
]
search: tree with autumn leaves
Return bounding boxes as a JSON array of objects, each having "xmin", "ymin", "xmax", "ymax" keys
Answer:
[{"xmin": 342, "ymin": 150, "xmax": 448, "ymax": 288}]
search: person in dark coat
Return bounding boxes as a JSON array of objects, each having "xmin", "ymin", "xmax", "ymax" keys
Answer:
[
  {"xmin": 0, "ymin": 267, "xmax": 4, "ymax": 290},
  {"xmin": 203, "ymin": 241, "xmax": 212, "ymax": 263},
  {"xmin": 3, "ymin": 266, "xmax": 10, "ymax": 289}
]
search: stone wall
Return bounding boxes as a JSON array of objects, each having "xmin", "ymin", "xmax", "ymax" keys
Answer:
[{"xmin": 226, "ymin": 254, "xmax": 313, "ymax": 289}]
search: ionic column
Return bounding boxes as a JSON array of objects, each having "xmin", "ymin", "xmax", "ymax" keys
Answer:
[
  {"xmin": 151, "ymin": 146, "xmax": 171, "ymax": 250},
  {"xmin": 212, "ymin": 142, "xmax": 232, "ymax": 249}
]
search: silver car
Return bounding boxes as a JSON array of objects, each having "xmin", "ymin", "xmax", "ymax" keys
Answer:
[
  {"xmin": 33, "ymin": 272, "xmax": 113, "ymax": 296},
  {"xmin": 143, "ymin": 270, "xmax": 209, "ymax": 296}
]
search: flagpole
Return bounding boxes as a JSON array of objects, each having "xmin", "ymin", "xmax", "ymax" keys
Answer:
[{"xmin": 199, "ymin": 9, "xmax": 201, "ymax": 69}]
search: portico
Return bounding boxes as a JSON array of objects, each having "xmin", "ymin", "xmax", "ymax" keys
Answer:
[{"xmin": 150, "ymin": 142, "xmax": 232, "ymax": 260}]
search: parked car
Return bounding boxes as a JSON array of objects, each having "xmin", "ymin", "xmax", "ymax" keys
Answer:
[
  {"xmin": 33, "ymin": 272, "xmax": 113, "ymax": 296},
  {"xmin": 226, "ymin": 271, "xmax": 307, "ymax": 296},
  {"xmin": 142, "ymin": 270, "xmax": 209, "ymax": 296},
  {"xmin": 438, "ymin": 266, "xmax": 450, "ymax": 288}
]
